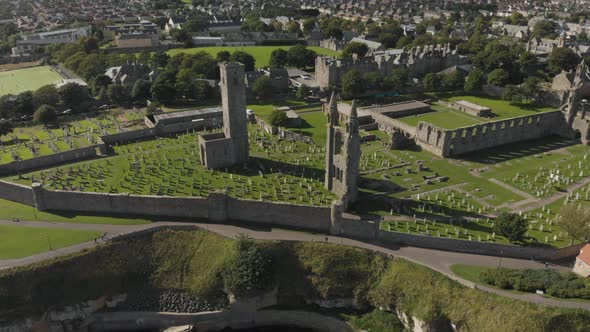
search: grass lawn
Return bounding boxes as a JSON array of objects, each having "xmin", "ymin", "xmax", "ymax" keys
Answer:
[
  {"xmin": 0, "ymin": 198, "xmax": 151, "ymax": 225},
  {"xmin": 247, "ymin": 100, "xmax": 308, "ymax": 121},
  {"xmin": 444, "ymin": 94, "xmax": 555, "ymax": 119},
  {"xmin": 166, "ymin": 46, "xmax": 340, "ymax": 68},
  {"xmin": 450, "ymin": 264, "xmax": 490, "ymax": 283},
  {"xmin": 398, "ymin": 104, "xmax": 486, "ymax": 129},
  {"xmin": 0, "ymin": 224, "xmax": 103, "ymax": 259},
  {"xmin": 0, "ymin": 66, "xmax": 63, "ymax": 96},
  {"xmin": 291, "ymin": 111, "xmax": 328, "ymax": 146}
]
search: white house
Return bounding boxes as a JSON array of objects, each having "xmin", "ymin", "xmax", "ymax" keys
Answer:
[{"xmin": 573, "ymin": 243, "xmax": 590, "ymax": 277}]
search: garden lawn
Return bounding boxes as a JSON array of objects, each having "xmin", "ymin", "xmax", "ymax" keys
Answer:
[
  {"xmin": 0, "ymin": 224, "xmax": 102, "ymax": 259},
  {"xmin": 0, "ymin": 198, "xmax": 151, "ymax": 225},
  {"xmin": 445, "ymin": 95, "xmax": 555, "ymax": 119},
  {"xmin": 0, "ymin": 66, "xmax": 63, "ymax": 96},
  {"xmin": 291, "ymin": 111, "xmax": 328, "ymax": 146},
  {"xmin": 166, "ymin": 46, "xmax": 340, "ymax": 68},
  {"xmin": 398, "ymin": 104, "xmax": 486, "ymax": 129}
]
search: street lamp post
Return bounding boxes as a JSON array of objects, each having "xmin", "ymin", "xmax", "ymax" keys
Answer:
[{"xmin": 580, "ymin": 99, "xmax": 588, "ymax": 119}]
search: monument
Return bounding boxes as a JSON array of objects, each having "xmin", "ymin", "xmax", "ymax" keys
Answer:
[
  {"xmin": 199, "ymin": 62, "xmax": 250, "ymax": 169},
  {"xmin": 325, "ymin": 92, "xmax": 361, "ymax": 209}
]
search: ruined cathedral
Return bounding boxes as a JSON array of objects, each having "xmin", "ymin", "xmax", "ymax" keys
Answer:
[
  {"xmin": 199, "ymin": 62, "xmax": 249, "ymax": 169},
  {"xmin": 325, "ymin": 93, "xmax": 361, "ymax": 209}
]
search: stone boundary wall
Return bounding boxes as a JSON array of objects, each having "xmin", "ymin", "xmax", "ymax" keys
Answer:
[
  {"xmin": 0, "ymin": 145, "xmax": 100, "ymax": 176},
  {"xmin": 227, "ymin": 197, "xmax": 331, "ymax": 232},
  {"xmin": 0, "ymin": 180, "xmax": 34, "ymax": 206},
  {"xmin": 0, "ymin": 181, "xmax": 581, "ymax": 260},
  {"xmin": 414, "ymin": 110, "xmax": 567, "ymax": 157},
  {"xmin": 376, "ymin": 228, "xmax": 574, "ymax": 260},
  {"xmin": 100, "ymin": 128, "xmax": 157, "ymax": 146}
]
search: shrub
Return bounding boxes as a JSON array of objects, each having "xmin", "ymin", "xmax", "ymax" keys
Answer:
[
  {"xmin": 269, "ymin": 109, "xmax": 288, "ymax": 127},
  {"xmin": 222, "ymin": 236, "xmax": 274, "ymax": 297}
]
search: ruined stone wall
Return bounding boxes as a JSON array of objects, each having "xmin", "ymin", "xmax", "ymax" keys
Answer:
[
  {"xmin": 445, "ymin": 111, "xmax": 566, "ymax": 156},
  {"xmin": 100, "ymin": 128, "xmax": 157, "ymax": 146},
  {"xmin": 414, "ymin": 111, "xmax": 568, "ymax": 157},
  {"xmin": 0, "ymin": 145, "xmax": 100, "ymax": 176},
  {"xmin": 0, "ymin": 180, "xmax": 35, "ymax": 205}
]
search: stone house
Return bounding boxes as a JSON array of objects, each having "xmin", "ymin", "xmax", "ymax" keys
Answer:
[
  {"xmin": 105, "ymin": 61, "xmax": 158, "ymax": 86},
  {"xmin": 574, "ymin": 243, "xmax": 590, "ymax": 277}
]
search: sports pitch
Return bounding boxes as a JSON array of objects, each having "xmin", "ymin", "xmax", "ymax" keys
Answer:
[{"xmin": 0, "ymin": 66, "xmax": 64, "ymax": 96}]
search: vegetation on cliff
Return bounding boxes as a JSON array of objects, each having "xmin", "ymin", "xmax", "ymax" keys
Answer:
[{"xmin": 1, "ymin": 229, "xmax": 589, "ymax": 331}]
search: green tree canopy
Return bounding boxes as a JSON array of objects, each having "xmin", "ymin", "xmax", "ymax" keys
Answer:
[
  {"xmin": 494, "ymin": 213, "xmax": 528, "ymax": 243},
  {"xmin": 548, "ymin": 47, "xmax": 581, "ymax": 73},
  {"xmin": 464, "ymin": 68, "xmax": 485, "ymax": 93},
  {"xmin": 230, "ymin": 51, "xmax": 256, "ymax": 71},
  {"xmin": 487, "ymin": 68, "xmax": 510, "ymax": 86},
  {"xmin": 33, "ymin": 104, "xmax": 57, "ymax": 125},
  {"xmin": 252, "ymin": 76, "xmax": 274, "ymax": 99},
  {"xmin": 342, "ymin": 42, "xmax": 369, "ymax": 57},
  {"xmin": 32, "ymin": 85, "xmax": 59, "ymax": 109},
  {"xmin": 269, "ymin": 109, "xmax": 288, "ymax": 127},
  {"xmin": 269, "ymin": 48, "xmax": 288, "ymax": 68},
  {"xmin": 558, "ymin": 205, "xmax": 590, "ymax": 245},
  {"xmin": 341, "ymin": 69, "xmax": 366, "ymax": 98}
]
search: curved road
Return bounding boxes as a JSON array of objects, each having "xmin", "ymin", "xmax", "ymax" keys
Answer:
[{"xmin": 1, "ymin": 219, "xmax": 588, "ymax": 311}]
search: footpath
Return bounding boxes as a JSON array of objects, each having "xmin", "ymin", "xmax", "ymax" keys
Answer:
[{"xmin": 0, "ymin": 219, "xmax": 588, "ymax": 311}]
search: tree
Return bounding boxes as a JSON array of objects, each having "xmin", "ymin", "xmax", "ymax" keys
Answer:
[
  {"xmin": 252, "ymin": 76, "xmax": 274, "ymax": 99},
  {"xmin": 107, "ymin": 84, "xmax": 131, "ymax": 105},
  {"xmin": 91, "ymin": 74, "xmax": 113, "ymax": 95},
  {"xmin": 286, "ymin": 44, "xmax": 317, "ymax": 69},
  {"xmin": 384, "ymin": 68, "xmax": 408, "ymax": 89},
  {"xmin": 520, "ymin": 77, "xmax": 542, "ymax": 103},
  {"xmin": 269, "ymin": 109, "xmax": 288, "ymax": 126},
  {"xmin": 269, "ymin": 49, "xmax": 288, "ymax": 68},
  {"xmin": 0, "ymin": 95, "xmax": 15, "ymax": 119},
  {"xmin": 32, "ymin": 85, "xmax": 59, "ymax": 108},
  {"xmin": 138, "ymin": 50, "xmax": 152, "ymax": 64},
  {"xmin": 131, "ymin": 79, "xmax": 152, "ymax": 100},
  {"xmin": 464, "ymin": 69, "xmax": 485, "ymax": 93},
  {"xmin": 548, "ymin": 48, "xmax": 581, "ymax": 73},
  {"xmin": 0, "ymin": 120, "xmax": 14, "ymax": 143},
  {"xmin": 296, "ymin": 85, "xmax": 310, "ymax": 100},
  {"xmin": 494, "ymin": 213, "xmax": 528, "ymax": 243},
  {"xmin": 519, "ymin": 51, "xmax": 537, "ymax": 67},
  {"xmin": 230, "ymin": 51, "xmax": 256, "ymax": 71},
  {"xmin": 216, "ymin": 50, "xmax": 231, "ymax": 62},
  {"xmin": 222, "ymin": 236, "xmax": 274, "ymax": 297},
  {"xmin": 175, "ymin": 68, "xmax": 198, "ymax": 99},
  {"xmin": 302, "ymin": 18, "xmax": 317, "ymax": 35},
  {"xmin": 58, "ymin": 83, "xmax": 90, "ymax": 111},
  {"xmin": 503, "ymin": 85, "xmax": 523, "ymax": 103},
  {"xmin": 558, "ymin": 205, "xmax": 590, "ymax": 245},
  {"xmin": 487, "ymin": 68, "xmax": 510, "ymax": 86},
  {"xmin": 150, "ymin": 70, "xmax": 177, "ymax": 103},
  {"xmin": 33, "ymin": 105, "xmax": 57, "ymax": 125},
  {"xmin": 14, "ymin": 91, "xmax": 35, "ymax": 115},
  {"xmin": 423, "ymin": 73, "xmax": 441, "ymax": 90},
  {"xmin": 341, "ymin": 69, "xmax": 366, "ymax": 98},
  {"xmin": 442, "ymin": 71, "xmax": 464, "ymax": 89},
  {"xmin": 532, "ymin": 20, "xmax": 557, "ymax": 39},
  {"xmin": 152, "ymin": 50, "xmax": 170, "ymax": 68},
  {"xmin": 342, "ymin": 42, "xmax": 369, "ymax": 57}
]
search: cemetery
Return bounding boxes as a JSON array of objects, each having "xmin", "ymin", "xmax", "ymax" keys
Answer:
[
  {"xmin": 0, "ymin": 62, "xmax": 589, "ymax": 254},
  {"xmin": 0, "ymin": 110, "xmax": 144, "ymax": 165}
]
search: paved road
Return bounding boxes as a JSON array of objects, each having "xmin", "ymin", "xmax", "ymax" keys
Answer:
[{"xmin": 1, "ymin": 220, "xmax": 588, "ymax": 311}]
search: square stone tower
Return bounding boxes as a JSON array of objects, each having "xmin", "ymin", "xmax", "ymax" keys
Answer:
[
  {"xmin": 325, "ymin": 92, "xmax": 361, "ymax": 209},
  {"xmin": 199, "ymin": 62, "xmax": 249, "ymax": 169}
]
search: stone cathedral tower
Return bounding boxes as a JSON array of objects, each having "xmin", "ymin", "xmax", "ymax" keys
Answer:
[
  {"xmin": 325, "ymin": 92, "xmax": 361, "ymax": 209},
  {"xmin": 199, "ymin": 62, "xmax": 249, "ymax": 169}
]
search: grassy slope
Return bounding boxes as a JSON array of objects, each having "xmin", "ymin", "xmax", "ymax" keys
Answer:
[
  {"xmin": 0, "ymin": 224, "xmax": 102, "ymax": 259},
  {"xmin": 0, "ymin": 198, "xmax": 151, "ymax": 225},
  {"xmin": 1, "ymin": 229, "xmax": 589, "ymax": 331},
  {"xmin": 0, "ymin": 66, "xmax": 63, "ymax": 96},
  {"xmin": 166, "ymin": 46, "xmax": 340, "ymax": 68}
]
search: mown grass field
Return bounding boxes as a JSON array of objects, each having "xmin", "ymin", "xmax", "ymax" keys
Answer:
[
  {"xmin": 0, "ymin": 66, "xmax": 63, "ymax": 96},
  {"xmin": 445, "ymin": 95, "xmax": 556, "ymax": 119},
  {"xmin": 0, "ymin": 224, "xmax": 102, "ymax": 259},
  {"xmin": 166, "ymin": 45, "xmax": 340, "ymax": 68},
  {"xmin": 399, "ymin": 104, "xmax": 486, "ymax": 129}
]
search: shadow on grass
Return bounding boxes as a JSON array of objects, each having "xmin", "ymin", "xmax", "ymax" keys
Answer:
[
  {"xmin": 456, "ymin": 136, "xmax": 579, "ymax": 165},
  {"xmin": 223, "ymin": 156, "xmax": 325, "ymax": 180}
]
